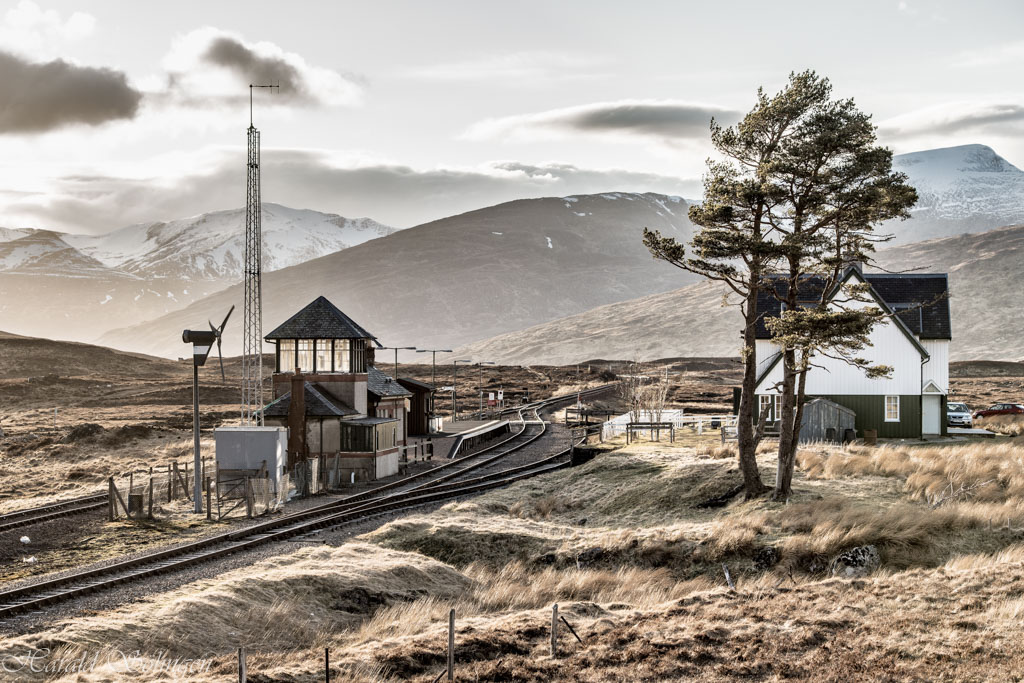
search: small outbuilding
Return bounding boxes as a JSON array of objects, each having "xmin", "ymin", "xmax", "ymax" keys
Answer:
[{"xmin": 799, "ymin": 398, "xmax": 857, "ymax": 443}]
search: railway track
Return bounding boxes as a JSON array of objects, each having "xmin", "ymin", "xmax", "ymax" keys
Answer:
[
  {"xmin": 0, "ymin": 494, "xmax": 108, "ymax": 535},
  {"xmin": 0, "ymin": 386, "xmax": 613, "ymax": 620}
]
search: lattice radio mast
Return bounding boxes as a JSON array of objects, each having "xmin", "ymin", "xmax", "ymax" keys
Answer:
[{"xmin": 242, "ymin": 83, "xmax": 278, "ymax": 426}]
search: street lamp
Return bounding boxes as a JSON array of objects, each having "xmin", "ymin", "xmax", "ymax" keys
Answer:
[
  {"xmin": 181, "ymin": 305, "xmax": 233, "ymax": 514},
  {"xmin": 475, "ymin": 361, "xmax": 496, "ymax": 413},
  {"xmin": 416, "ymin": 348, "xmax": 452, "ymax": 387},
  {"xmin": 452, "ymin": 359, "xmax": 471, "ymax": 421},
  {"xmin": 379, "ymin": 346, "xmax": 416, "ymax": 379}
]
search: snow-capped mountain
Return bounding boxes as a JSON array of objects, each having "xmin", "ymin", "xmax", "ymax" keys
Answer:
[
  {"xmin": 61, "ymin": 203, "xmax": 395, "ymax": 281},
  {"xmin": 0, "ymin": 204, "xmax": 394, "ymax": 345},
  {"xmin": 891, "ymin": 144, "xmax": 1024, "ymax": 242}
]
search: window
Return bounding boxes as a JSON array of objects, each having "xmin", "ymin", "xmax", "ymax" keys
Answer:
[
  {"xmin": 278, "ymin": 339, "xmax": 295, "ymax": 372},
  {"xmin": 297, "ymin": 339, "xmax": 314, "ymax": 373},
  {"xmin": 885, "ymin": 395, "xmax": 900, "ymax": 422},
  {"xmin": 315, "ymin": 340, "xmax": 331, "ymax": 373},
  {"xmin": 352, "ymin": 339, "xmax": 366, "ymax": 373},
  {"xmin": 334, "ymin": 339, "xmax": 350, "ymax": 373},
  {"xmin": 759, "ymin": 394, "xmax": 781, "ymax": 421}
]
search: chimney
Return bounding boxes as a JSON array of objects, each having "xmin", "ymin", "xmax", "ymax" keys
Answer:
[{"xmin": 287, "ymin": 368, "xmax": 306, "ymax": 466}]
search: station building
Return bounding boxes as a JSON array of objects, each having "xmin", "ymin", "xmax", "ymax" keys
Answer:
[{"xmin": 262, "ymin": 296, "xmax": 418, "ymax": 481}]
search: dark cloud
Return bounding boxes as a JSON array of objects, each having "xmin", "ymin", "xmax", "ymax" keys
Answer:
[
  {"xmin": 203, "ymin": 36, "xmax": 310, "ymax": 101},
  {"xmin": 563, "ymin": 102, "xmax": 741, "ymax": 138},
  {"xmin": 880, "ymin": 102, "xmax": 1024, "ymax": 139},
  {"xmin": 0, "ymin": 50, "xmax": 141, "ymax": 134},
  {"xmin": 465, "ymin": 100, "xmax": 741, "ymax": 142},
  {"xmin": 11, "ymin": 150, "xmax": 697, "ymax": 233}
]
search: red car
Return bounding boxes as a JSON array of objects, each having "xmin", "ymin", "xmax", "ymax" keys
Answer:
[{"xmin": 973, "ymin": 403, "xmax": 1024, "ymax": 419}]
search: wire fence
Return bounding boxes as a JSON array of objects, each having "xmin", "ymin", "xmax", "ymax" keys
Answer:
[{"xmin": 108, "ymin": 460, "xmax": 209, "ymax": 521}]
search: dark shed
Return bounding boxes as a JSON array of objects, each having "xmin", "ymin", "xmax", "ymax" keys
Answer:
[{"xmin": 800, "ymin": 398, "xmax": 857, "ymax": 443}]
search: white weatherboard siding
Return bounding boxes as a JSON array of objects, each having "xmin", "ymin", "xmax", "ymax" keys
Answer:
[
  {"xmin": 921, "ymin": 339, "xmax": 949, "ymax": 392},
  {"xmin": 756, "ymin": 315, "xmax": 924, "ymax": 396},
  {"xmin": 755, "ymin": 340, "xmax": 780, "ymax": 377}
]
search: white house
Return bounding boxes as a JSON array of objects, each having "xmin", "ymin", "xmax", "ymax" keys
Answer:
[{"xmin": 753, "ymin": 267, "xmax": 951, "ymax": 439}]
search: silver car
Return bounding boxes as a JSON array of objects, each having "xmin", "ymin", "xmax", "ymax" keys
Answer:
[{"xmin": 947, "ymin": 402, "xmax": 972, "ymax": 428}]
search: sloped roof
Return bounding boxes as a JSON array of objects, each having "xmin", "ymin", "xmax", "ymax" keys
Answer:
[
  {"xmin": 263, "ymin": 382, "xmax": 359, "ymax": 418},
  {"xmin": 397, "ymin": 377, "xmax": 435, "ymax": 393},
  {"xmin": 755, "ymin": 271, "xmax": 950, "ymax": 340},
  {"xmin": 265, "ymin": 296, "xmax": 377, "ymax": 341},
  {"xmin": 367, "ymin": 365, "xmax": 413, "ymax": 399}
]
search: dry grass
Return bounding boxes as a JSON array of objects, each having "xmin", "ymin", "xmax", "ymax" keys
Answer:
[{"xmin": 976, "ymin": 414, "xmax": 1024, "ymax": 436}]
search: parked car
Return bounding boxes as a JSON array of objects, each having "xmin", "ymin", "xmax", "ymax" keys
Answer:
[
  {"xmin": 972, "ymin": 403, "xmax": 1024, "ymax": 419},
  {"xmin": 947, "ymin": 402, "xmax": 973, "ymax": 428}
]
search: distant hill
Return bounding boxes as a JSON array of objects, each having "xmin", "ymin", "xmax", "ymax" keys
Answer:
[
  {"xmin": 451, "ymin": 222, "xmax": 1024, "ymax": 364},
  {"xmin": 890, "ymin": 144, "xmax": 1024, "ymax": 243},
  {"xmin": 0, "ymin": 204, "xmax": 393, "ymax": 343},
  {"xmin": 100, "ymin": 192, "xmax": 695, "ymax": 357},
  {"xmin": 0, "ymin": 331, "xmax": 179, "ymax": 379}
]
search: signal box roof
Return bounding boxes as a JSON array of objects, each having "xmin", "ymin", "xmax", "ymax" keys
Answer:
[{"xmin": 265, "ymin": 296, "xmax": 377, "ymax": 341}]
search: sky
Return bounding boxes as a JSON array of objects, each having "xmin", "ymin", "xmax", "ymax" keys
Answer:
[{"xmin": 2, "ymin": 0, "xmax": 1024, "ymax": 233}]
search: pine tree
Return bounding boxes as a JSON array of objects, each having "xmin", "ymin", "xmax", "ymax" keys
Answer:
[
  {"xmin": 643, "ymin": 72, "xmax": 830, "ymax": 498},
  {"xmin": 756, "ymin": 74, "xmax": 918, "ymax": 499}
]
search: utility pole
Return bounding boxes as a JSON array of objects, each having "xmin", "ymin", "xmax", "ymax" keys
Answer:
[
  {"xmin": 379, "ymin": 346, "xmax": 416, "ymax": 379},
  {"xmin": 242, "ymin": 82, "xmax": 278, "ymax": 426},
  {"xmin": 452, "ymin": 359, "xmax": 471, "ymax": 421},
  {"xmin": 476, "ymin": 361, "xmax": 495, "ymax": 413},
  {"xmin": 416, "ymin": 348, "xmax": 452, "ymax": 387}
]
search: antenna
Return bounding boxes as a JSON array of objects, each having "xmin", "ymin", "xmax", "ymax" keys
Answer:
[
  {"xmin": 241, "ymin": 83, "xmax": 278, "ymax": 426},
  {"xmin": 249, "ymin": 82, "xmax": 279, "ymax": 127}
]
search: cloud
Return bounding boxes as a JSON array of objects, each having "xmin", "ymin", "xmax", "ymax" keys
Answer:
[
  {"xmin": 952, "ymin": 41, "xmax": 1024, "ymax": 68},
  {"xmin": 158, "ymin": 27, "xmax": 362, "ymax": 108},
  {"xmin": 879, "ymin": 101, "xmax": 1024, "ymax": 141},
  {"xmin": 403, "ymin": 52, "xmax": 604, "ymax": 83},
  {"xmin": 462, "ymin": 100, "xmax": 740, "ymax": 143},
  {"xmin": 0, "ymin": 50, "xmax": 141, "ymax": 134},
  {"xmin": 0, "ymin": 1, "xmax": 95, "ymax": 58},
  {"xmin": 5, "ymin": 148, "xmax": 696, "ymax": 233}
]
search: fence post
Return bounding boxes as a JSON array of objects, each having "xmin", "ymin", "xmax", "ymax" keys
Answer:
[
  {"xmin": 325, "ymin": 647, "xmax": 330, "ymax": 683},
  {"xmin": 107, "ymin": 477, "xmax": 115, "ymax": 521},
  {"xmin": 237, "ymin": 647, "xmax": 246, "ymax": 682},
  {"xmin": 184, "ymin": 461, "xmax": 190, "ymax": 501},
  {"xmin": 551, "ymin": 603, "xmax": 559, "ymax": 657},
  {"xmin": 206, "ymin": 477, "xmax": 212, "ymax": 520},
  {"xmin": 172, "ymin": 462, "xmax": 178, "ymax": 499},
  {"xmin": 245, "ymin": 477, "xmax": 253, "ymax": 519},
  {"xmin": 128, "ymin": 472, "xmax": 134, "ymax": 519},
  {"xmin": 148, "ymin": 477, "xmax": 154, "ymax": 519},
  {"xmin": 447, "ymin": 608, "xmax": 455, "ymax": 681}
]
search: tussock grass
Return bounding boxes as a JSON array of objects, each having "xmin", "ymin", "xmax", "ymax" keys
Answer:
[{"xmin": 976, "ymin": 414, "xmax": 1024, "ymax": 436}]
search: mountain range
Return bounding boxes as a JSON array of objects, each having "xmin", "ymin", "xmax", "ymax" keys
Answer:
[
  {"xmin": 98, "ymin": 192, "xmax": 695, "ymax": 357},
  {"xmin": 452, "ymin": 222, "xmax": 1024, "ymax": 364},
  {"xmin": 3, "ymin": 143, "xmax": 1023, "ymax": 365},
  {"xmin": 0, "ymin": 204, "xmax": 393, "ymax": 343}
]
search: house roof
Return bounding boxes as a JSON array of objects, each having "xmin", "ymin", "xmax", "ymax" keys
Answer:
[
  {"xmin": 263, "ymin": 381, "xmax": 359, "ymax": 418},
  {"xmin": 397, "ymin": 377, "xmax": 435, "ymax": 394},
  {"xmin": 367, "ymin": 365, "xmax": 413, "ymax": 399},
  {"xmin": 755, "ymin": 271, "xmax": 950, "ymax": 340},
  {"xmin": 265, "ymin": 296, "xmax": 377, "ymax": 341}
]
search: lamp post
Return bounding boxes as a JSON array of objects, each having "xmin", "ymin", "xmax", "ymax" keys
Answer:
[
  {"xmin": 416, "ymin": 348, "xmax": 452, "ymax": 387},
  {"xmin": 379, "ymin": 346, "xmax": 416, "ymax": 379},
  {"xmin": 181, "ymin": 306, "xmax": 233, "ymax": 514},
  {"xmin": 452, "ymin": 359, "xmax": 471, "ymax": 421},
  {"xmin": 476, "ymin": 361, "xmax": 495, "ymax": 414}
]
